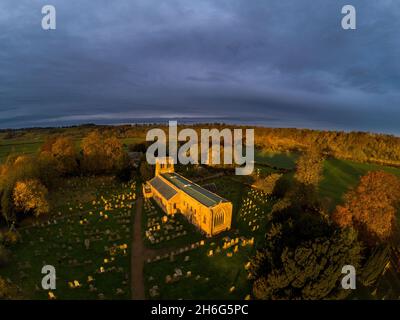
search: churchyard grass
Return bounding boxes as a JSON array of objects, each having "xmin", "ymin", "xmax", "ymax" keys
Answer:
[
  {"xmin": 142, "ymin": 199, "xmax": 204, "ymax": 250},
  {"xmin": 0, "ymin": 176, "xmax": 136, "ymax": 300},
  {"xmin": 143, "ymin": 176, "xmax": 273, "ymax": 299}
]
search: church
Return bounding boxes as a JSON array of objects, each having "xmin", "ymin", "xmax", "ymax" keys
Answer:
[{"xmin": 143, "ymin": 157, "xmax": 232, "ymax": 237}]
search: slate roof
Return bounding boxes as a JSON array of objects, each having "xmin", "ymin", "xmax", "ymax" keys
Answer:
[
  {"xmin": 149, "ymin": 176, "xmax": 178, "ymax": 200},
  {"xmin": 161, "ymin": 172, "xmax": 228, "ymax": 207}
]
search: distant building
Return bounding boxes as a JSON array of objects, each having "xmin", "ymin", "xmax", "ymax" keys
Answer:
[{"xmin": 143, "ymin": 157, "xmax": 232, "ymax": 237}]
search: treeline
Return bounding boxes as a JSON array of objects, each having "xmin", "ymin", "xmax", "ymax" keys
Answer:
[
  {"xmin": 3, "ymin": 124, "xmax": 400, "ymax": 166},
  {"xmin": 255, "ymin": 128, "xmax": 400, "ymax": 166},
  {"xmin": 0, "ymin": 131, "xmax": 131, "ymax": 224}
]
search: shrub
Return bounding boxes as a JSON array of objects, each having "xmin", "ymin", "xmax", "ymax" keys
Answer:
[{"xmin": 2, "ymin": 230, "xmax": 20, "ymax": 246}]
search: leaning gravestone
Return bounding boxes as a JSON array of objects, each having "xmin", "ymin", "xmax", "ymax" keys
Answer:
[{"xmin": 84, "ymin": 239, "xmax": 90, "ymax": 250}]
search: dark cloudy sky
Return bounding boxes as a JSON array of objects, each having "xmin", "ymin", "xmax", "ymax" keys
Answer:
[{"xmin": 1, "ymin": 0, "xmax": 399, "ymax": 134}]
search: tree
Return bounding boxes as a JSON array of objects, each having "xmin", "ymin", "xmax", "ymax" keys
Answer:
[
  {"xmin": 0, "ymin": 277, "xmax": 21, "ymax": 299},
  {"xmin": 294, "ymin": 148, "xmax": 324, "ymax": 187},
  {"xmin": 128, "ymin": 142, "xmax": 147, "ymax": 153},
  {"xmin": 40, "ymin": 136, "xmax": 78, "ymax": 175},
  {"xmin": 82, "ymin": 131, "xmax": 106, "ymax": 173},
  {"xmin": 0, "ymin": 155, "xmax": 41, "ymax": 222},
  {"xmin": 250, "ymin": 228, "xmax": 362, "ymax": 300},
  {"xmin": 140, "ymin": 161, "xmax": 154, "ymax": 182},
  {"xmin": 253, "ymin": 173, "xmax": 283, "ymax": 196},
  {"xmin": 249, "ymin": 189, "xmax": 361, "ymax": 300},
  {"xmin": 13, "ymin": 179, "xmax": 49, "ymax": 217},
  {"xmin": 360, "ymin": 245, "xmax": 390, "ymax": 287},
  {"xmin": 81, "ymin": 131, "xmax": 129, "ymax": 174},
  {"xmin": 104, "ymin": 136, "xmax": 129, "ymax": 172},
  {"xmin": 50, "ymin": 136, "xmax": 78, "ymax": 175},
  {"xmin": 36, "ymin": 152, "xmax": 59, "ymax": 187},
  {"xmin": 332, "ymin": 171, "xmax": 400, "ymax": 246}
]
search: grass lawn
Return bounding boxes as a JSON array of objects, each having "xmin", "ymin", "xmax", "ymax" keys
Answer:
[
  {"xmin": 0, "ymin": 139, "xmax": 43, "ymax": 163},
  {"xmin": 255, "ymin": 150, "xmax": 299, "ymax": 170},
  {"xmin": 319, "ymin": 158, "xmax": 400, "ymax": 212},
  {"xmin": 253, "ymin": 165, "xmax": 278, "ymax": 176},
  {"xmin": 144, "ymin": 242, "xmax": 254, "ymax": 300},
  {"xmin": 0, "ymin": 176, "xmax": 136, "ymax": 300},
  {"xmin": 142, "ymin": 199, "xmax": 203, "ymax": 250}
]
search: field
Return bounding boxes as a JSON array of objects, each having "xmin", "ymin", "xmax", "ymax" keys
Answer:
[
  {"xmin": 256, "ymin": 149, "xmax": 400, "ymax": 212},
  {"xmin": 0, "ymin": 130, "xmax": 144, "ymax": 163},
  {"xmin": 0, "ymin": 176, "xmax": 136, "ymax": 299},
  {"xmin": 320, "ymin": 158, "xmax": 400, "ymax": 211},
  {"xmin": 0, "ymin": 138, "xmax": 44, "ymax": 163},
  {"xmin": 254, "ymin": 150, "xmax": 298, "ymax": 169}
]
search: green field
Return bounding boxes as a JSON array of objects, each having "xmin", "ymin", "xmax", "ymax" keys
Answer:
[
  {"xmin": 255, "ymin": 150, "xmax": 299, "ymax": 169},
  {"xmin": 0, "ymin": 139, "xmax": 44, "ymax": 163},
  {"xmin": 144, "ymin": 241, "xmax": 254, "ymax": 299},
  {"xmin": 0, "ymin": 133, "xmax": 144, "ymax": 163},
  {"xmin": 319, "ymin": 158, "xmax": 400, "ymax": 211},
  {"xmin": 255, "ymin": 150, "xmax": 400, "ymax": 212}
]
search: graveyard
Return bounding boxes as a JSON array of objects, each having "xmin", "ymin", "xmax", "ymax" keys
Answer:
[
  {"xmin": 142, "ymin": 199, "xmax": 202, "ymax": 250},
  {"xmin": 0, "ymin": 176, "xmax": 137, "ymax": 299},
  {"xmin": 143, "ymin": 175, "xmax": 274, "ymax": 299}
]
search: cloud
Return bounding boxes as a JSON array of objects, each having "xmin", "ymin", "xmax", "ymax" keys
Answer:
[{"xmin": 0, "ymin": 0, "xmax": 399, "ymax": 133}]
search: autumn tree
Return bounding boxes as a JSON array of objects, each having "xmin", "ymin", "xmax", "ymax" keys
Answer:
[
  {"xmin": 50, "ymin": 136, "xmax": 78, "ymax": 174},
  {"xmin": 36, "ymin": 152, "xmax": 59, "ymax": 187},
  {"xmin": 332, "ymin": 171, "xmax": 400, "ymax": 245},
  {"xmin": 81, "ymin": 131, "xmax": 129, "ymax": 174},
  {"xmin": 40, "ymin": 136, "xmax": 78, "ymax": 175},
  {"xmin": 104, "ymin": 136, "xmax": 129, "ymax": 172},
  {"xmin": 13, "ymin": 179, "xmax": 49, "ymax": 217},
  {"xmin": 81, "ymin": 131, "xmax": 105, "ymax": 173},
  {"xmin": 254, "ymin": 127, "xmax": 400, "ymax": 166},
  {"xmin": 253, "ymin": 173, "xmax": 283, "ymax": 196},
  {"xmin": 294, "ymin": 148, "xmax": 324, "ymax": 187},
  {"xmin": 0, "ymin": 155, "xmax": 42, "ymax": 222},
  {"xmin": 0, "ymin": 277, "xmax": 21, "ymax": 299}
]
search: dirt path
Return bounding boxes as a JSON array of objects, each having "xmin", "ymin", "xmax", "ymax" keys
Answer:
[
  {"xmin": 130, "ymin": 196, "xmax": 204, "ymax": 299},
  {"xmin": 131, "ymin": 196, "xmax": 145, "ymax": 300}
]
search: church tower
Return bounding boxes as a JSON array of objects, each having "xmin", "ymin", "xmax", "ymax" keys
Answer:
[{"xmin": 155, "ymin": 157, "xmax": 175, "ymax": 176}]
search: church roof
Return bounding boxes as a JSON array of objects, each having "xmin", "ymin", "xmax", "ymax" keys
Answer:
[
  {"xmin": 161, "ymin": 172, "xmax": 228, "ymax": 208},
  {"xmin": 149, "ymin": 176, "xmax": 178, "ymax": 200}
]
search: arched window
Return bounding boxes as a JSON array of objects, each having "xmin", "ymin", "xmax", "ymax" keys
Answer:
[{"xmin": 214, "ymin": 209, "xmax": 225, "ymax": 227}]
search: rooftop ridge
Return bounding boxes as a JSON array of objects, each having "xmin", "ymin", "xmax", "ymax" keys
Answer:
[{"xmin": 160, "ymin": 172, "xmax": 227, "ymax": 207}]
